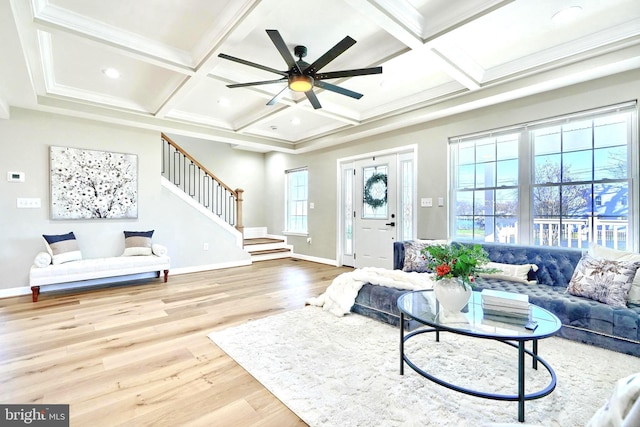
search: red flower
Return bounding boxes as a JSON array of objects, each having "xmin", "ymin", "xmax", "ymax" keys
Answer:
[{"xmin": 435, "ymin": 264, "xmax": 451, "ymax": 277}]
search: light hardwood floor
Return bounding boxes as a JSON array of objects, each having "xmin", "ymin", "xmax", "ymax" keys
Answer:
[{"xmin": 0, "ymin": 259, "xmax": 352, "ymax": 426}]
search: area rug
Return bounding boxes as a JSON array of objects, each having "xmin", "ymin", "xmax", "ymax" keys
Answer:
[{"xmin": 208, "ymin": 307, "xmax": 640, "ymax": 427}]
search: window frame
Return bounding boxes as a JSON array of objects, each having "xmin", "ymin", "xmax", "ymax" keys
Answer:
[
  {"xmin": 449, "ymin": 102, "xmax": 638, "ymax": 251},
  {"xmin": 284, "ymin": 167, "xmax": 309, "ymax": 235}
]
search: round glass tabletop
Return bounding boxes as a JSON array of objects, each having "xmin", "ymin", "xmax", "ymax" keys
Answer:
[{"xmin": 397, "ymin": 290, "xmax": 561, "ymax": 340}]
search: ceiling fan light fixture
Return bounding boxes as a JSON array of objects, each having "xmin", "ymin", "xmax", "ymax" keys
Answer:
[{"xmin": 289, "ymin": 75, "xmax": 313, "ymax": 92}]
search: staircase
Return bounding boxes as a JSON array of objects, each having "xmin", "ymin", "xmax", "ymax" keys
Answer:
[
  {"xmin": 244, "ymin": 228, "xmax": 292, "ymax": 261},
  {"xmin": 161, "ymin": 134, "xmax": 291, "ymax": 263}
]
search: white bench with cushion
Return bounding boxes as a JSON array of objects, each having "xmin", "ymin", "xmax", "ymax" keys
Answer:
[{"xmin": 29, "ymin": 231, "xmax": 170, "ymax": 302}]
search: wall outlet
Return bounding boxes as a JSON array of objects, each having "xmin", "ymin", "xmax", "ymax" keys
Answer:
[
  {"xmin": 306, "ymin": 237, "xmax": 312, "ymax": 245},
  {"xmin": 203, "ymin": 242, "xmax": 209, "ymax": 251}
]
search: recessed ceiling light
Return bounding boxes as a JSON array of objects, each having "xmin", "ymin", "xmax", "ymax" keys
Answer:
[
  {"xmin": 102, "ymin": 68, "xmax": 120, "ymax": 79},
  {"xmin": 291, "ymin": 117, "xmax": 301, "ymax": 125},
  {"xmin": 552, "ymin": 6, "xmax": 582, "ymax": 24}
]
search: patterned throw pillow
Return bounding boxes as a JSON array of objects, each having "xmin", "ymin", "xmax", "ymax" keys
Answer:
[
  {"xmin": 402, "ymin": 241, "xmax": 429, "ymax": 272},
  {"xmin": 42, "ymin": 232, "xmax": 82, "ymax": 265},
  {"xmin": 589, "ymin": 243, "xmax": 640, "ymax": 305},
  {"xmin": 402, "ymin": 240, "xmax": 448, "ymax": 272},
  {"xmin": 123, "ymin": 230, "xmax": 154, "ymax": 256},
  {"xmin": 567, "ymin": 254, "xmax": 640, "ymax": 308}
]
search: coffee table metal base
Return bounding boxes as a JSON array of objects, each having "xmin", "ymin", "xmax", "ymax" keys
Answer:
[{"xmin": 400, "ymin": 312, "xmax": 557, "ymax": 423}]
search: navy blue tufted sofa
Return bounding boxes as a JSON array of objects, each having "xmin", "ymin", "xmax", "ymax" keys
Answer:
[{"xmin": 352, "ymin": 241, "xmax": 640, "ymax": 357}]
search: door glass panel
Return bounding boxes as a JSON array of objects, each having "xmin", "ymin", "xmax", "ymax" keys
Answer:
[
  {"xmin": 362, "ymin": 165, "xmax": 388, "ymax": 219},
  {"xmin": 343, "ymin": 168, "xmax": 354, "ymax": 255},
  {"xmin": 400, "ymin": 159, "xmax": 413, "ymax": 241}
]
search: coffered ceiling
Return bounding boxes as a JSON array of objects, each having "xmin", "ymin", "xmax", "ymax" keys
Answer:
[{"xmin": 1, "ymin": 0, "xmax": 639, "ymax": 153}]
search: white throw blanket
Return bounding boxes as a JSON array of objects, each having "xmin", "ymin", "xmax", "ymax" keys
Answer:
[{"xmin": 306, "ymin": 267, "xmax": 435, "ymax": 317}]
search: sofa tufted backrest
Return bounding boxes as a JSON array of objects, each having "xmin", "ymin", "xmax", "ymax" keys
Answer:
[
  {"xmin": 393, "ymin": 240, "xmax": 584, "ymax": 287},
  {"xmin": 470, "ymin": 242, "xmax": 584, "ymax": 287}
]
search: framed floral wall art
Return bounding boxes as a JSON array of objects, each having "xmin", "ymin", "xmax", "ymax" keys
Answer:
[{"xmin": 50, "ymin": 146, "xmax": 138, "ymax": 219}]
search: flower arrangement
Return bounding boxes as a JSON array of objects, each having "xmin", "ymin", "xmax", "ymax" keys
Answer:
[{"xmin": 421, "ymin": 243, "xmax": 498, "ymax": 290}]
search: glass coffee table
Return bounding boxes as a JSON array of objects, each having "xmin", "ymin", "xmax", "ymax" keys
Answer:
[{"xmin": 397, "ymin": 290, "xmax": 562, "ymax": 423}]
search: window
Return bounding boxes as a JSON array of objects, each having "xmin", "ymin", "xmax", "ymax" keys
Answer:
[
  {"xmin": 285, "ymin": 168, "xmax": 308, "ymax": 233},
  {"xmin": 399, "ymin": 156, "xmax": 415, "ymax": 241},
  {"xmin": 450, "ymin": 102, "xmax": 637, "ymax": 250}
]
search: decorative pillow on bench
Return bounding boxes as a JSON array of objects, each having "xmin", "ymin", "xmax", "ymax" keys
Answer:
[
  {"xmin": 123, "ymin": 230, "xmax": 154, "ymax": 256},
  {"xmin": 42, "ymin": 232, "xmax": 82, "ymax": 265}
]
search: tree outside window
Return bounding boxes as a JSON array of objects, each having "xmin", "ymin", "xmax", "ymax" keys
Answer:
[{"xmin": 450, "ymin": 103, "xmax": 636, "ymax": 250}]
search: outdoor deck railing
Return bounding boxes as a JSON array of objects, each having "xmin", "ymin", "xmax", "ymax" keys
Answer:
[{"xmin": 496, "ymin": 218, "xmax": 628, "ymax": 250}]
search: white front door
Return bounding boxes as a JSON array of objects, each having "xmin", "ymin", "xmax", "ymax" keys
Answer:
[{"xmin": 353, "ymin": 155, "xmax": 397, "ymax": 269}]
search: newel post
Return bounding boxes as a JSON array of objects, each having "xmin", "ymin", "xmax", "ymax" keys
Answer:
[{"xmin": 235, "ymin": 188, "xmax": 244, "ymax": 238}]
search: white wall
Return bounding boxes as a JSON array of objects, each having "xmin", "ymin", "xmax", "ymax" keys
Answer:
[
  {"xmin": 1, "ymin": 70, "xmax": 637, "ymax": 292},
  {"xmin": 0, "ymin": 109, "xmax": 249, "ymax": 292},
  {"xmin": 263, "ymin": 70, "xmax": 640, "ymax": 262}
]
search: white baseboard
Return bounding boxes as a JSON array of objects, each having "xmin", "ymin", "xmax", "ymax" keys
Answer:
[
  {"xmin": 291, "ymin": 253, "xmax": 339, "ymax": 267},
  {"xmin": 0, "ymin": 287, "xmax": 31, "ymax": 299}
]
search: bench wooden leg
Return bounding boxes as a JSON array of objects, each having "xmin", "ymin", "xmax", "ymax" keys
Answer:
[
  {"xmin": 163, "ymin": 270, "xmax": 169, "ymax": 282},
  {"xmin": 31, "ymin": 286, "xmax": 40, "ymax": 302}
]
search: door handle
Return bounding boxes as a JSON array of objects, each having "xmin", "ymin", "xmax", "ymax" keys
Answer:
[{"xmin": 386, "ymin": 222, "xmax": 395, "ymax": 226}]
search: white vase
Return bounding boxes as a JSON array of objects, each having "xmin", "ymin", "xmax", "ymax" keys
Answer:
[{"xmin": 433, "ymin": 278, "xmax": 471, "ymax": 314}]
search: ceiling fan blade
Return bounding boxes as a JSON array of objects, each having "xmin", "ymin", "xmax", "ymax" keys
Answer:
[
  {"xmin": 305, "ymin": 90, "xmax": 322, "ymax": 109},
  {"xmin": 316, "ymin": 66, "xmax": 382, "ymax": 80},
  {"xmin": 218, "ymin": 53, "xmax": 287, "ymax": 77},
  {"xmin": 315, "ymin": 81, "xmax": 363, "ymax": 99},
  {"xmin": 266, "ymin": 29, "xmax": 302, "ymax": 74},
  {"xmin": 267, "ymin": 86, "xmax": 289, "ymax": 106},
  {"xmin": 305, "ymin": 36, "xmax": 356, "ymax": 74},
  {"xmin": 227, "ymin": 78, "xmax": 286, "ymax": 88}
]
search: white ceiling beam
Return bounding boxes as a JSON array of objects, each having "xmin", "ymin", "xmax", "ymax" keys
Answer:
[
  {"xmin": 428, "ymin": 48, "xmax": 481, "ymax": 90},
  {"xmin": 154, "ymin": 0, "xmax": 262, "ymax": 118},
  {"xmin": 343, "ymin": 0, "xmax": 423, "ymax": 50},
  {"xmin": 421, "ymin": 0, "xmax": 515, "ymax": 43},
  {"xmin": 344, "ymin": 0, "xmax": 511, "ymax": 91},
  {"xmin": 32, "ymin": 3, "xmax": 195, "ymax": 72},
  {"xmin": 484, "ymin": 18, "xmax": 640, "ymax": 82}
]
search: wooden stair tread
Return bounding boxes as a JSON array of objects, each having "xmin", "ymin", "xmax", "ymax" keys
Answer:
[
  {"xmin": 250, "ymin": 248, "xmax": 291, "ymax": 255},
  {"xmin": 244, "ymin": 237, "xmax": 285, "ymax": 245}
]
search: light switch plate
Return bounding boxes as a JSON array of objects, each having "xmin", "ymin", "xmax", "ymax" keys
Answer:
[
  {"xmin": 438, "ymin": 197, "xmax": 444, "ymax": 206},
  {"xmin": 421, "ymin": 198, "xmax": 433, "ymax": 207}
]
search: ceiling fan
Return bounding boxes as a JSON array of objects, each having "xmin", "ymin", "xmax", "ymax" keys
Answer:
[{"xmin": 218, "ymin": 29, "xmax": 382, "ymax": 109}]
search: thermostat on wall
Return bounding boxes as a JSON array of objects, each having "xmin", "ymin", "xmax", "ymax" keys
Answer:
[{"xmin": 7, "ymin": 171, "xmax": 25, "ymax": 182}]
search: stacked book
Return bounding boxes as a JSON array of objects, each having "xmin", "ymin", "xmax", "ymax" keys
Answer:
[{"xmin": 481, "ymin": 289, "xmax": 530, "ymax": 322}]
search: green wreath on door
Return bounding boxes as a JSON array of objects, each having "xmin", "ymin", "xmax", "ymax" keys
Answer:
[{"xmin": 364, "ymin": 173, "xmax": 387, "ymax": 208}]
